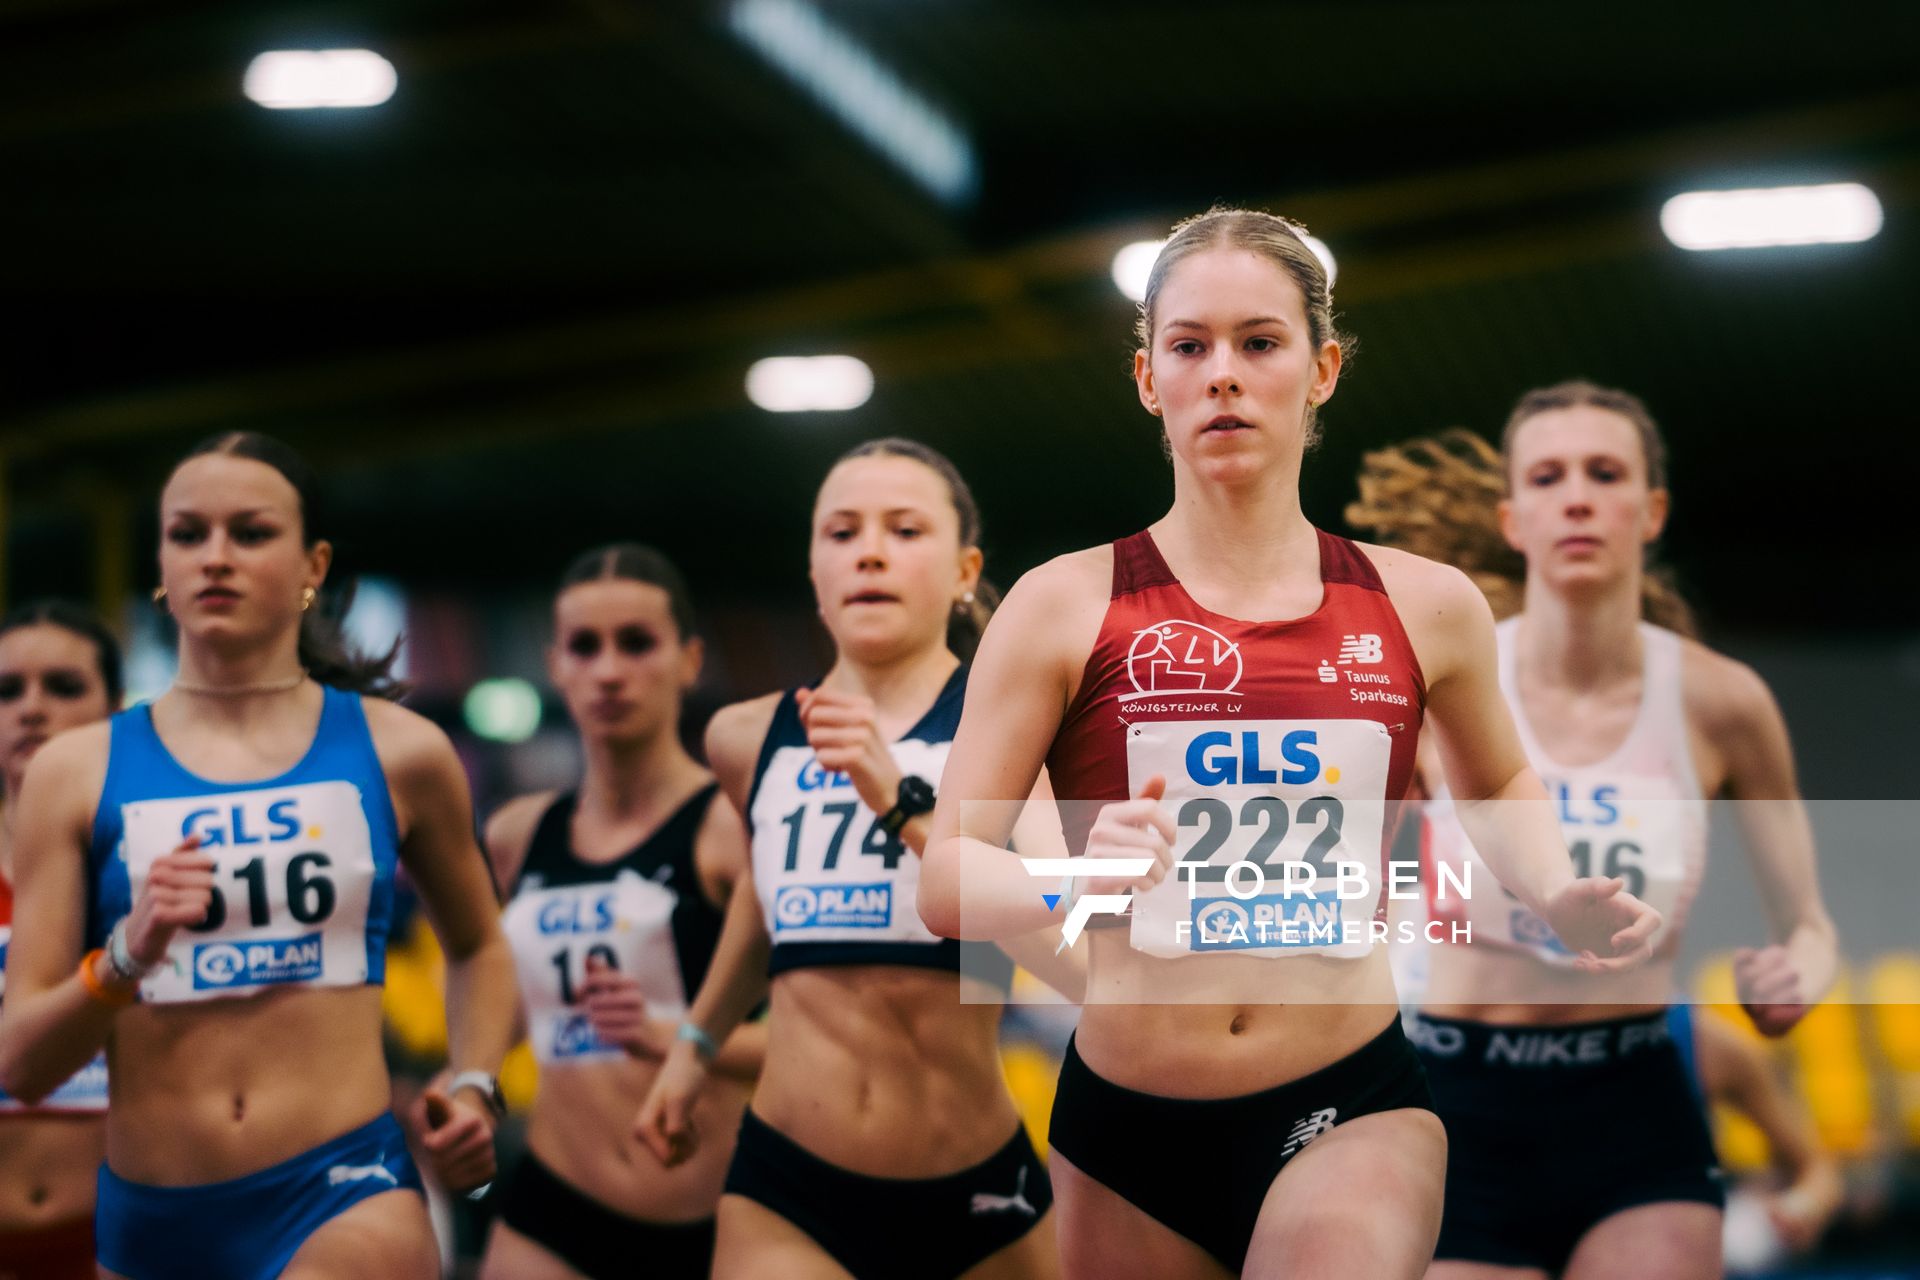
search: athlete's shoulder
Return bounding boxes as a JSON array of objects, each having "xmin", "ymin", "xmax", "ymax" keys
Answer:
[
  {"xmin": 979, "ymin": 546, "xmax": 1114, "ymax": 679},
  {"xmin": 484, "ymin": 790, "xmax": 561, "ymax": 889},
  {"xmin": 23, "ymin": 721, "xmax": 112, "ymax": 803},
  {"xmin": 705, "ymin": 693, "xmax": 785, "ymax": 780},
  {"xmin": 1676, "ymin": 635, "xmax": 1781, "ymax": 742},
  {"xmin": 36, "ymin": 718, "xmax": 113, "ymax": 771},
  {"xmin": 1022, "ymin": 543, "xmax": 1114, "ymax": 591},
  {"xmin": 996, "ymin": 545, "xmax": 1112, "ymax": 630},
  {"xmin": 360, "ymin": 695, "xmax": 464, "ymax": 787},
  {"xmin": 1349, "ymin": 540, "xmax": 1492, "ymax": 628},
  {"xmin": 1346, "ymin": 541, "xmax": 1493, "ymax": 695}
]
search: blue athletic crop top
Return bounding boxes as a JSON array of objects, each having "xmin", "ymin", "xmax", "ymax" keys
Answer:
[{"xmin": 87, "ymin": 683, "xmax": 403, "ymax": 1003}]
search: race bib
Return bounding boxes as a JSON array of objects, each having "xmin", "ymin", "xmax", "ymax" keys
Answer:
[
  {"xmin": 1443, "ymin": 775, "xmax": 1695, "ymax": 966},
  {"xmin": 504, "ymin": 872, "xmax": 686, "ymax": 1065},
  {"xmin": 121, "ymin": 782, "xmax": 377, "ymax": 1003},
  {"xmin": 1124, "ymin": 718, "xmax": 1392, "ymax": 960},
  {"xmin": 750, "ymin": 739, "xmax": 949, "ymax": 948}
]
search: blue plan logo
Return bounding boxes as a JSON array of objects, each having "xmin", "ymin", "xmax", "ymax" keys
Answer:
[
  {"xmin": 551, "ymin": 1011, "xmax": 611, "ymax": 1059},
  {"xmin": 773, "ymin": 883, "xmax": 891, "ymax": 930},
  {"xmin": 1186, "ymin": 891, "xmax": 1343, "ymax": 951},
  {"xmin": 1509, "ymin": 909, "xmax": 1572, "ymax": 956},
  {"xmin": 192, "ymin": 933, "xmax": 325, "ymax": 990}
]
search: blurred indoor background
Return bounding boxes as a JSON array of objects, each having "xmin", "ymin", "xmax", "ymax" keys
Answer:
[{"xmin": 3, "ymin": 2, "xmax": 1916, "ymax": 1274}]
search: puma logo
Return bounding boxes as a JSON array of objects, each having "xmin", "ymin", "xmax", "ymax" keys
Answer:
[
  {"xmin": 326, "ymin": 1159, "xmax": 399, "ymax": 1189},
  {"xmin": 969, "ymin": 1165, "xmax": 1036, "ymax": 1217}
]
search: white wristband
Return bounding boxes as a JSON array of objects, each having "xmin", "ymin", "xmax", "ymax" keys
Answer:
[{"xmin": 106, "ymin": 920, "xmax": 154, "ymax": 982}]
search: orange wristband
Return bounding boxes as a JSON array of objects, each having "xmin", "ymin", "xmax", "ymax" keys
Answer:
[{"xmin": 79, "ymin": 949, "xmax": 137, "ymax": 1008}]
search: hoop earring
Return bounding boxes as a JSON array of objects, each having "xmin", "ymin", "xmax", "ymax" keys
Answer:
[
  {"xmin": 151, "ymin": 585, "xmax": 166, "ymax": 604},
  {"xmin": 301, "ymin": 587, "xmax": 316, "ymax": 612}
]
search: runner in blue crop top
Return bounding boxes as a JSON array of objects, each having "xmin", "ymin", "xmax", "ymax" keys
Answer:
[{"xmin": 0, "ymin": 433, "xmax": 517, "ymax": 1280}]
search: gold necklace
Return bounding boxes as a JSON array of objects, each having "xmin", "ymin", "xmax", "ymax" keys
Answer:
[{"xmin": 171, "ymin": 669, "xmax": 310, "ymax": 697}]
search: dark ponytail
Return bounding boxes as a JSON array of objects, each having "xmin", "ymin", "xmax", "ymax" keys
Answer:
[
  {"xmin": 0, "ymin": 599, "xmax": 124, "ymax": 706},
  {"xmin": 831, "ymin": 438, "xmax": 998, "ymax": 662},
  {"xmin": 173, "ymin": 432, "xmax": 408, "ymax": 698}
]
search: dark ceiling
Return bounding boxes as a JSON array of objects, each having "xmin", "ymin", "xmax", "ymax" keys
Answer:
[{"xmin": 3, "ymin": 0, "xmax": 1917, "ymax": 633}]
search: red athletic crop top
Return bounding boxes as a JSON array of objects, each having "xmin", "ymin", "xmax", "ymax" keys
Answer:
[{"xmin": 1045, "ymin": 528, "xmax": 1426, "ymax": 958}]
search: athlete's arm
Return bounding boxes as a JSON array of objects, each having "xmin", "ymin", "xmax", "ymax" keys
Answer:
[
  {"xmin": 922, "ymin": 552, "xmax": 1172, "ymax": 941},
  {"xmin": 1691, "ymin": 1008, "xmax": 1842, "ymax": 1251},
  {"xmin": 372, "ymin": 702, "xmax": 514, "ymax": 1189},
  {"xmin": 1690, "ymin": 649, "xmax": 1837, "ymax": 1035},
  {"xmin": 1373, "ymin": 548, "xmax": 1659, "ymax": 969},
  {"xmin": 0, "ymin": 728, "xmax": 128, "ymax": 1102},
  {"xmin": 678, "ymin": 697, "xmax": 776, "ymax": 1046},
  {"xmin": 632, "ymin": 700, "xmax": 777, "ymax": 1164},
  {"xmin": 481, "ymin": 793, "xmax": 551, "ymax": 1045},
  {"xmin": 481, "ymin": 792, "xmax": 553, "ymax": 901},
  {"xmin": 992, "ymin": 768, "xmax": 1087, "ymax": 1002},
  {"xmin": 688, "ymin": 780, "xmax": 766, "ymax": 1080}
]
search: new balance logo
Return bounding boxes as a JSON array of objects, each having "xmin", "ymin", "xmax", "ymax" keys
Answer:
[
  {"xmin": 1279, "ymin": 1107, "xmax": 1338, "ymax": 1158},
  {"xmin": 970, "ymin": 1166, "xmax": 1037, "ymax": 1217},
  {"xmin": 327, "ymin": 1159, "xmax": 400, "ymax": 1189},
  {"xmin": 1336, "ymin": 634, "xmax": 1383, "ymax": 665}
]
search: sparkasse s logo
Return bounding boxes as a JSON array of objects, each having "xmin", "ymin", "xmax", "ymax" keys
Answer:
[{"xmin": 1124, "ymin": 620, "xmax": 1242, "ymax": 700}]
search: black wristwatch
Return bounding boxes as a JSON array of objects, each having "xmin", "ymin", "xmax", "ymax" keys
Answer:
[{"xmin": 879, "ymin": 774, "xmax": 936, "ymax": 837}]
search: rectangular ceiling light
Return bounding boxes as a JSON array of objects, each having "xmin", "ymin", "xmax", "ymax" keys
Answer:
[
  {"xmin": 244, "ymin": 50, "xmax": 397, "ymax": 109},
  {"xmin": 728, "ymin": 0, "xmax": 976, "ymax": 204},
  {"xmin": 1661, "ymin": 183, "xmax": 1883, "ymax": 251}
]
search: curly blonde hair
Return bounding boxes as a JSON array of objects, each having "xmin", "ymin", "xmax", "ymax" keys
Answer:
[{"xmin": 1345, "ymin": 383, "xmax": 1696, "ymax": 636}]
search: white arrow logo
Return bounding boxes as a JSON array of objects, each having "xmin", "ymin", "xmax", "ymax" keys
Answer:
[{"xmin": 1019, "ymin": 858, "xmax": 1156, "ymax": 951}]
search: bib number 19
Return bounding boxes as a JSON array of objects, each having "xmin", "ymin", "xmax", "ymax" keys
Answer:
[{"xmin": 551, "ymin": 944, "xmax": 619, "ymax": 1006}]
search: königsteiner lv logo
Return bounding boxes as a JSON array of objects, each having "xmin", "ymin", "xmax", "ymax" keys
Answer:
[
  {"xmin": 1124, "ymin": 620, "xmax": 1242, "ymax": 700},
  {"xmin": 1019, "ymin": 858, "xmax": 1157, "ymax": 951}
]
